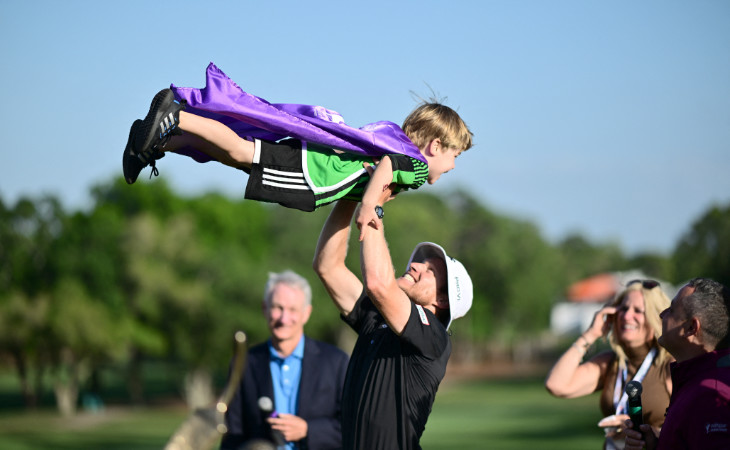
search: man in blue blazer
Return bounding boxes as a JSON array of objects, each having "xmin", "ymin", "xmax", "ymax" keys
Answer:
[{"xmin": 221, "ymin": 270, "xmax": 349, "ymax": 450}]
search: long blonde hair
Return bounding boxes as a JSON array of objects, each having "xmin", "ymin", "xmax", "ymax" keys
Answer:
[{"xmin": 608, "ymin": 280, "xmax": 672, "ymax": 371}]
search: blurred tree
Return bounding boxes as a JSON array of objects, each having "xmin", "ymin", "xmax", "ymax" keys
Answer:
[
  {"xmin": 0, "ymin": 196, "xmax": 10, "ymax": 292},
  {"xmin": 46, "ymin": 279, "xmax": 127, "ymax": 416},
  {"xmin": 673, "ymin": 203, "xmax": 730, "ymax": 287},
  {"xmin": 626, "ymin": 252, "xmax": 672, "ymax": 281},
  {"xmin": 186, "ymin": 193, "xmax": 278, "ymax": 347},
  {"xmin": 91, "ymin": 177, "xmax": 186, "ymax": 219},
  {"xmin": 557, "ymin": 234, "xmax": 625, "ymax": 284},
  {"xmin": 0, "ymin": 290, "xmax": 48, "ymax": 408},
  {"xmin": 0, "ymin": 195, "xmax": 65, "ymax": 408},
  {"xmin": 119, "ymin": 212, "xmax": 212, "ymax": 403},
  {"xmin": 87, "ymin": 179, "xmax": 206, "ymax": 404},
  {"xmin": 450, "ymin": 191, "xmax": 563, "ymax": 344},
  {"xmin": 3, "ymin": 196, "xmax": 64, "ymax": 294},
  {"xmin": 267, "ymin": 205, "xmax": 345, "ymax": 345}
]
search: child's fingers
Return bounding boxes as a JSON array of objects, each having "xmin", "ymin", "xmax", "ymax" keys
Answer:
[
  {"xmin": 358, "ymin": 218, "xmax": 382, "ymax": 241},
  {"xmin": 359, "ymin": 223, "xmax": 371, "ymax": 241}
]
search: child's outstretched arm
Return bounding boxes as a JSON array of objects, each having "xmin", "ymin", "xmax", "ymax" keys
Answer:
[{"xmin": 356, "ymin": 157, "xmax": 395, "ymax": 241}]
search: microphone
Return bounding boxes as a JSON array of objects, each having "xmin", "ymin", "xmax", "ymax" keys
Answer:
[
  {"xmin": 625, "ymin": 380, "xmax": 643, "ymax": 431},
  {"xmin": 258, "ymin": 396, "xmax": 286, "ymax": 447}
]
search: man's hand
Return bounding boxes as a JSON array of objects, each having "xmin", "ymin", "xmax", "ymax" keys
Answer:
[
  {"xmin": 356, "ymin": 160, "xmax": 396, "ymax": 241},
  {"xmin": 269, "ymin": 413, "xmax": 308, "ymax": 443},
  {"xmin": 623, "ymin": 419, "xmax": 658, "ymax": 450}
]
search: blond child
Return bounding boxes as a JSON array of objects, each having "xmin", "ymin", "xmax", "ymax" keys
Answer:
[{"xmin": 123, "ymin": 63, "xmax": 472, "ymax": 236}]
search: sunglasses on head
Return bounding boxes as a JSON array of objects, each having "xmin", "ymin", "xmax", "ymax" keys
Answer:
[{"xmin": 627, "ymin": 279, "xmax": 660, "ymax": 289}]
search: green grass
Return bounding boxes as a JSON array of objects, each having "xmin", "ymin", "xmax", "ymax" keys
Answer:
[
  {"xmin": 0, "ymin": 407, "xmax": 188, "ymax": 450},
  {"xmin": 0, "ymin": 377, "xmax": 603, "ymax": 449},
  {"xmin": 422, "ymin": 377, "xmax": 604, "ymax": 449}
]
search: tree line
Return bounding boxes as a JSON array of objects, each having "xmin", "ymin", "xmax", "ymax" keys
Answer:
[{"xmin": 1, "ymin": 178, "xmax": 728, "ymax": 414}]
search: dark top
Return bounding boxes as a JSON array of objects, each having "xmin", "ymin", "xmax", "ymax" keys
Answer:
[
  {"xmin": 340, "ymin": 292, "xmax": 451, "ymax": 450},
  {"xmin": 221, "ymin": 336, "xmax": 349, "ymax": 450},
  {"xmin": 657, "ymin": 348, "xmax": 730, "ymax": 449}
]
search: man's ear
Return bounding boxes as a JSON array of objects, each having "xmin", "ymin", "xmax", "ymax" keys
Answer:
[
  {"xmin": 686, "ymin": 317, "xmax": 700, "ymax": 337},
  {"xmin": 436, "ymin": 294, "xmax": 449, "ymax": 310}
]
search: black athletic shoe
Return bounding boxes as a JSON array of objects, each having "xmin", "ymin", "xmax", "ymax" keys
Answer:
[
  {"xmin": 136, "ymin": 88, "xmax": 186, "ymax": 158},
  {"xmin": 122, "ymin": 119, "xmax": 165, "ymax": 184}
]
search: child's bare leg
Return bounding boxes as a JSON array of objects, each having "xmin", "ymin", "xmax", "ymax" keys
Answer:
[
  {"xmin": 169, "ymin": 111, "xmax": 254, "ymax": 169},
  {"xmin": 123, "ymin": 88, "xmax": 254, "ymax": 185}
]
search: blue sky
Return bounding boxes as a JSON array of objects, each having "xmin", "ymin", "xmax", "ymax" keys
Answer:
[{"xmin": 1, "ymin": 1, "xmax": 728, "ymax": 255}]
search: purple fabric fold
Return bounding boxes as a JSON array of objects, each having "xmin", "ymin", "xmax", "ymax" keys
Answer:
[{"xmin": 169, "ymin": 63, "xmax": 425, "ymax": 164}]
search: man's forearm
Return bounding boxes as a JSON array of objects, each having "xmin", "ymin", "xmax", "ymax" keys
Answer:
[
  {"xmin": 360, "ymin": 218, "xmax": 396, "ymax": 293},
  {"xmin": 359, "ymin": 210, "xmax": 411, "ymax": 334},
  {"xmin": 313, "ymin": 201, "xmax": 357, "ymax": 272},
  {"xmin": 313, "ymin": 200, "xmax": 362, "ymax": 315}
]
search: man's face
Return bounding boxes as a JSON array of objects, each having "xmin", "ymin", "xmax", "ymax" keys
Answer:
[
  {"xmin": 397, "ymin": 256, "xmax": 448, "ymax": 307},
  {"xmin": 264, "ymin": 283, "xmax": 311, "ymax": 345},
  {"xmin": 658, "ymin": 285, "xmax": 694, "ymax": 354}
]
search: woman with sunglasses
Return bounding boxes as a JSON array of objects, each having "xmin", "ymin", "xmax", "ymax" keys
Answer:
[{"xmin": 545, "ymin": 280, "xmax": 673, "ymax": 449}]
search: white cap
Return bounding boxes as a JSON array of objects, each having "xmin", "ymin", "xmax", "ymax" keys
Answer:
[{"xmin": 407, "ymin": 242, "xmax": 473, "ymax": 330}]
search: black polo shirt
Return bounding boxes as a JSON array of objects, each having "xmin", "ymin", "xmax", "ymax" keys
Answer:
[{"xmin": 340, "ymin": 291, "xmax": 451, "ymax": 449}]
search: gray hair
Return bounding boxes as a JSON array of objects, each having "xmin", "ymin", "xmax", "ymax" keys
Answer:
[
  {"xmin": 263, "ymin": 270, "xmax": 312, "ymax": 307},
  {"xmin": 684, "ymin": 277, "xmax": 730, "ymax": 349}
]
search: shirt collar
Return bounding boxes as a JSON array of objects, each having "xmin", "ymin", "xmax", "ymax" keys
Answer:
[
  {"xmin": 671, "ymin": 347, "xmax": 730, "ymax": 390},
  {"xmin": 268, "ymin": 336, "xmax": 306, "ymax": 361}
]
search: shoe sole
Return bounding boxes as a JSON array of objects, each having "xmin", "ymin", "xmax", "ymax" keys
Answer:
[
  {"xmin": 137, "ymin": 89, "xmax": 176, "ymax": 157},
  {"xmin": 123, "ymin": 120, "xmax": 144, "ymax": 184}
]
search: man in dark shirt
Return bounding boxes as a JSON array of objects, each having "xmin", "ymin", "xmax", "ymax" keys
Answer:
[
  {"xmin": 624, "ymin": 277, "xmax": 730, "ymax": 450},
  {"xmin": 313, "ymin": 200, "xmax": 473, "ymax": 449}
]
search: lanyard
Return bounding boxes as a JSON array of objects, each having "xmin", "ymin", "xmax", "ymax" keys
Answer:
[{"xmin": 613, "ymin": 346, "xmax": 657, "ymax": 415}]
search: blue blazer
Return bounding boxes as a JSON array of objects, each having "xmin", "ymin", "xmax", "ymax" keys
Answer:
[{"xmin": 221, "ymin": 336, "xmax": 349, "ymax": 450}]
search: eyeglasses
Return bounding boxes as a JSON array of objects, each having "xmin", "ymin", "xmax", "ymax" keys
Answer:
[{"xmin": 626, "ymin": 279, "xmax": 660, "ymax": 289}]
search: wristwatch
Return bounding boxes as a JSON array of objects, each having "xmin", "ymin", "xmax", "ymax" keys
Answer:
[{"xmin": 375, "ymin": 205, "xmax": 384, "ymax": 219}]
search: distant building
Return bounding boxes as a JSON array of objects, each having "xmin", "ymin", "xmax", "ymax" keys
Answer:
[{"xmin": 550, "ymin": 271, "xmax": 679, "ymax": 336}]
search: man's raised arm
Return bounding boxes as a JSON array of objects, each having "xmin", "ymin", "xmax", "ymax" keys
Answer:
[
  {"xmin": 313, "ymin": 200, "xmax": 363, "ymax": 316},
  {"xmin": 359, "ymin": 211, "xmax": 412, "ymax": 334}
]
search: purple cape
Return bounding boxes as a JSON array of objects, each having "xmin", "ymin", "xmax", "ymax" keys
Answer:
[{"xmin": 170, "ymin": 63, "xmax": 425, "ymax": 164}]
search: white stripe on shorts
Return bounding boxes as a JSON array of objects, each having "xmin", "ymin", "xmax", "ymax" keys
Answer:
[
  {"xmin": 263, "ymin": 167, "xmax": 304, "ymax": 178},
  {"xmin": 263, "ymin": 174, "xmax": 307, "ymax": 184},
  {"xmin": 253, "ymin": 139, "xmax": 261, "ymax": 165},
  {"xmin": 262, "ymin": 167, "xmax": 309, "ymax": 190},
  {"xmin": 262, "ymin": 180, "xmax": 311, "ymax": 190}
]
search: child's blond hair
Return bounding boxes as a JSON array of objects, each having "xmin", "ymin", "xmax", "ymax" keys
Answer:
[{"xmin": 402, "ymin": 103, "xmax": 473, "ymax": 152}]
